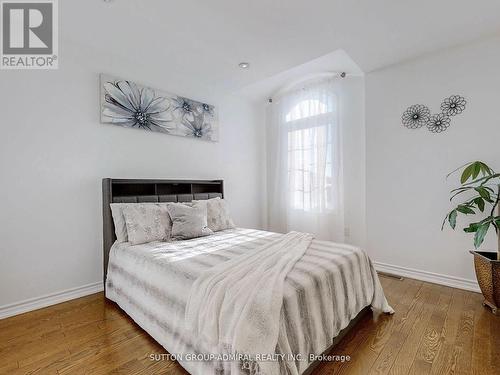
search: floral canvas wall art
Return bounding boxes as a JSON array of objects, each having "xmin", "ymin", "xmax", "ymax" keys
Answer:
[{"xmin": 100, "ymin": 74, "xmax": 218, "ymax": 141}]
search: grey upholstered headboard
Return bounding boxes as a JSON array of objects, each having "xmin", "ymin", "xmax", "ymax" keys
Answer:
[{"xmin": 102, "ymin": 178, "xmax": 223, "ymax": 286}]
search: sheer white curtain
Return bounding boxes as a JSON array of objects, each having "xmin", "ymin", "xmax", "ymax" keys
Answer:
[{"xmin": 267, "ymin": 77, "xmax": 344, "ymax": 241}]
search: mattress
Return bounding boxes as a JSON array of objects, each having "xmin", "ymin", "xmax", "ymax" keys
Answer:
[{"xmin": 106, "ymin": 228, "xmax": 385, "ymax": 375}]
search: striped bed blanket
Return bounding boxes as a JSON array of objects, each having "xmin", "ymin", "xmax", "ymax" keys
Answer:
[{"xmin": 106, "ymin": 228, "xmax": 393, "ymax": 375}]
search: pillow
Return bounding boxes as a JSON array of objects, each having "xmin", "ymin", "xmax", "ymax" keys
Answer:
[
  {"xmin": 110, "ymin": 202, "xmax": 196, "ymax": 243},
  {"xmin": 167, "ymin": 201, "xmax": 213, "ymax": 240},
  {"xmin": 195, "ymin": 197, "xmax": 235, "ymax": 232},
  {"xmin": 122, "ymin": 204, "xmax": 172, "ymax": 245},
  {"xmin": 110, "ymin": 203, "xmax": 130, "ymax": 243}
]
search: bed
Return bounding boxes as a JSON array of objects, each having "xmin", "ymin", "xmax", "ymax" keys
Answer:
[{"xmin": 102, "ymin": 179, "xmax": 392, "ymax": 375}]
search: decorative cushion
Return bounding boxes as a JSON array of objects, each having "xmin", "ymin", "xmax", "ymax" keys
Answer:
[
  {"xmin": 196, "ymin": 197, "xmax": 235, "ymax": 232},
  {"xmin": 167, "ymin": 201, "xmax": 213, "ymax": 240},
  {"xmin": 122, "ymin": 204, "xmax": 172, "ymax": 245}
]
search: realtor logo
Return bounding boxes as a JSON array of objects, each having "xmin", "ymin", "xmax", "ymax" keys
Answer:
[{"xmin": 1, "ymin": 0, "xmax": 58, "ymax": 69}]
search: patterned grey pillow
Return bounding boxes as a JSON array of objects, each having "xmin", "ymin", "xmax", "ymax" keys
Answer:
[
  {"xmin": 167, "ymin": 201, "xmax": 213, "ymax": 240},
  {"xmin": 196, "ymin": 197, "xmax": 235, "ymax": 232},
  {"xmin": 111, "ymin": 202, "xmax": 169, "ymax": 243},
  {"xmin": 122, "ymin": 204, "xmax": 172, "ymax": 245}
]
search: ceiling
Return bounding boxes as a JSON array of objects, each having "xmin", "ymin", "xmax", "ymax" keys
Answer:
[{"xmin": 63, "ymin": 0, "xmax": 500, "ymax": 97}]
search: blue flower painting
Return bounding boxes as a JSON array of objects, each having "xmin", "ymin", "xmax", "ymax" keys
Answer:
[{"xmin": 100, "ymin": 74, "xmax": 218, "ymax": 141}]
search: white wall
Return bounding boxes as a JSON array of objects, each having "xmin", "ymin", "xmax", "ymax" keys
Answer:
[
  {"xmin": 0, "ymin": 42, "xmax": 265, "ymax": 308},
  {"xmin": 365, "ymin": 35, "xmax": 500, "ymax": 283}
]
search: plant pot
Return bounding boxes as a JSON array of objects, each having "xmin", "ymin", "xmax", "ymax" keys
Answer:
[{"xmin": 470, "ymin": 250, "xmax": 500, "ymax": 315}]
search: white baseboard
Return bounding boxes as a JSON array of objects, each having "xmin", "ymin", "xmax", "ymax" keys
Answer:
[
  {"xmin": 374, "ymin": 261, "xmax": 480, "ymax": 293},
  {"xmin": 0, "ymin": 281, "xmax": 104, "ymax": 320}
]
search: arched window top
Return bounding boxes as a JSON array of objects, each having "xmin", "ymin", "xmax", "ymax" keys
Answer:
[{"xmin": 285, "ymin": 98, "xmax": 332, "ymax": 122}]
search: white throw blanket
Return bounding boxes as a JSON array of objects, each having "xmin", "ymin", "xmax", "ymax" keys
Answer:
[
  {"xmin": 184, "ymin": 231, "xmax": 394, "ymax": 375},
  {"xmin": 185, "ymin": 231, "xmax": 313, "ymax": 374}
]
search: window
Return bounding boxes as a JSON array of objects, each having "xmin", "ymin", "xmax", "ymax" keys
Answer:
[
  {"xmin": 285, "ymin": 96, "xmax": 336, "ymax": 212},
  {"xmin": 285, "ymin": 99, "xmax": 328, "ymax": 122},
  {"xmin": 267, "ymin": 77, "xmax": 343, "ymax": 240}
]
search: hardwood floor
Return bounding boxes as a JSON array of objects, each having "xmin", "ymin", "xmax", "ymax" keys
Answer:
[{"xmin": 0, "ymin": 277, "xmax": 498, "ymax": 374}]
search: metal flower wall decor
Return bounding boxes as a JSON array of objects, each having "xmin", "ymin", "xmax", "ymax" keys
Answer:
[
  {"xmin": 427, "ymin": 113, "xmax": 451, "ymax": 133},
  {"xmin": 402, "ymin": 104, "xmax": 431, "ymax": 129},
  {"xmin": 401, "ymin": 95, "xmax": 466, "ymax": 134},
  {"xmin": 100, "ymin": 74, "xmax": 218, "ymax": 141}
]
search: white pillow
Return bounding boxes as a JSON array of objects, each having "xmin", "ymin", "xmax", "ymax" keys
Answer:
[
  {"xmin": 167, "ymin": 201, "xmax": 213, "ymax": 240},
  {"xmin": 195, "ymin": 197, "xmax": 235, "ymax": 232},
  {"xmin": 122, "ymin": 204, "xmax": 172, "ymax": 245},
  {"xmin": 111, "ymin": 203, "xmax": 165, "ymax": 243},
  {"xmin": 110, "ymin": 203, "xmax": 130, "ymax": 243}
]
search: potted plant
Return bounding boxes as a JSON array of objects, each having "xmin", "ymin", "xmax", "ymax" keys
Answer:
[{"xmin": 443, "ymin": 161, "xmax": 500, "ymax": 314}]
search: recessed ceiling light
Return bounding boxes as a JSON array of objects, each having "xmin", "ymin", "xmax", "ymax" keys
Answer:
[{"xmin": 238, "ymin": 62, "xmax": 250, "ymax": 69}]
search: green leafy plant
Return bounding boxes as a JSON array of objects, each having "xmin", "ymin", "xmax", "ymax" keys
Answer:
[{"xmin": 443, "ymin": 161, "xmax": 500, "ymax": 257}]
